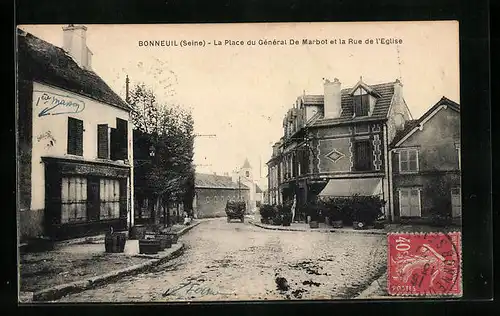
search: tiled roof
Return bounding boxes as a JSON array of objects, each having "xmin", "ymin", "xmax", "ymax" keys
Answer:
[
  {"xmin": 195, "ymin": 173, "xmax": 249, "ymax": 190},
  {"xmin": 304, "ymin": 81, "xmax": 396, "ymax": 126},
  {"xmin": 390, "ymin": 96, "xmax": 460, "ymax": 147},
  {"xmin": 17, "ymin": 28, "xmax": 130, "ymax": 111}
]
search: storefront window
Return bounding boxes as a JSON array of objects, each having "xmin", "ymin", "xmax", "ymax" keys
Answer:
[
  {"xmin": 100, "ymin": 178, "xmax": 120, "ymax": 219},
  {"xmin": 61, "ymin": 177, "xmax": 87, "ymax": 223}
]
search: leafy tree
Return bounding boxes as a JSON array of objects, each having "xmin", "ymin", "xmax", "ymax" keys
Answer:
[{"xmin": 129, "ymin": 83, "xmax": 195, "ymax": 224}]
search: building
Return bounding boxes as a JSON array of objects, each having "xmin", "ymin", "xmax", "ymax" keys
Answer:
[
  {"xmin": 389, "ymin": 97, "xmax": 461, "ymax": 224},
  {"xmin": 194, "ymin": 173, "xmax": 250, "ymax": 218},
  {"xmin": 267, "ymin": 77, "xmax": 413, "ymax": 221},
  {"xmin": 231, "ymin": 159, "xmax": 258, "ymax": 213},
  {"xmin": 17, "ymin": 26, "xmax": 134, "ymax": 241}
]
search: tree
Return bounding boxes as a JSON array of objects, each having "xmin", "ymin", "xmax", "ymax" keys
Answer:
[{"xmin": 130, "ymin": 83, "xmax": 195, "ymax": 225}]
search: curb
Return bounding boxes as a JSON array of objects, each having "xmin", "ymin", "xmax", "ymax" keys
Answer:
[
  {"xmin": 176, "ymin": 221, "xmax": 201, "ymax": 237},
  {"xmin": 31, "ymin": 243, "xmax": 186, "ymax": 302},
  {"xmin": 248, "ymin": 220, "xmax": 386, "ymax": 236},
  {"xmin": 355, "ymin": 270, "xmax": 390, "ymax": 299}
]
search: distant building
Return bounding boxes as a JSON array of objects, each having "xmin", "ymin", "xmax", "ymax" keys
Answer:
[
  {"xmin": 17, "ymin": 26, "xmax": 133, "ymax": 241},
  {"xmin": 389, "ymin": 97, "xmax": 461, "ymax": 224},
  {"xmin": 194, "ymin": 173, "xmax": 250, "ymax": 218},
  {"xmin": 231, "ymin": 158, "xmax": 258, "ymax": 213}
]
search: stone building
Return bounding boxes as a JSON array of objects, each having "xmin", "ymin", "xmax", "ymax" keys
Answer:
[
  {"xmin": 267, "ymin": 77, "xmax": 414, "ymax": 221},
  {"xmin": 17, "ymin": 26, "xmax": 134, "ymax": 241},
  {"xmin": 193, "ymin": 173, "xmax": 250, "ymax": 218},
  {"xmin": 389, "ymin": 97, "xmax": 461, "ymax": 224}
]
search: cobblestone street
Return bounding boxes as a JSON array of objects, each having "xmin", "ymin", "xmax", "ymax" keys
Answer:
[{"xmin": 56, "ymin": 218, "xmax": 387, "ymax": 302}]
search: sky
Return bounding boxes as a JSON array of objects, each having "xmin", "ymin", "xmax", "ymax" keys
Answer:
[{"xmin": 18, "ymin": 22, "xmax": 459, "ymax": 182}]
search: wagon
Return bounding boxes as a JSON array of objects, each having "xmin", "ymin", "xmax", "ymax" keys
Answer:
[{"xmin": 225, "ymin": 200, "xmax": 246, "ymax": 223}]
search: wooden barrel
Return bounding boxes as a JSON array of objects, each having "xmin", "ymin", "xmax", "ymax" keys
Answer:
[
  {"xmin": 105, "ymin": 232, "xmax": 127, "ymax": 253},
  {"xmin": 139, "ymin": 239, "xmax": 161, "ymax": 254},
  {"xmin": 129, "ymin": 225, "xmax": 146, "ymax": 240}
]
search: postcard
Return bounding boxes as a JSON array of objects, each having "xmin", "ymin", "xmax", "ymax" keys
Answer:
[{"xmin": 16, "ymin": 21, "xmax": 462, "ymax": 302}]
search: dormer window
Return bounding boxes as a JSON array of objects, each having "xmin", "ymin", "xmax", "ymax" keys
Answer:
[{"xmin": 353, "ymin": 88, "xmax": 370, "ymax": 117}]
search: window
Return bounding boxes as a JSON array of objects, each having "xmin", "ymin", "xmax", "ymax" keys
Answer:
[
  {"xmin": 354, "ymin": 140, "xmax": 372, "ymax": 171},
  {"xmin": 399, "ymin": 188, "xmax": 421, "ymax": 217},
  {"xmin": 399, "ymin": 149, "xmax": 419, "ymax": 173},
  {"xmin": 110, "ymin": 118, "xmax": 128, "ymax": 160},
  {"xmin": 245, "ymin": 170, "xmax": 250, "ymax": 177},
  {"xmin": 99, "ymin": 179, "xmax": 120, "ymax": 219},
  {"xmin": 67, "ymin": 117, "xmax": 83, "ymax": 156},
  {"xmin": 61, "ymin": 177, "xmax": 87, "ymax": 223},
  {"xmin": 353, "ymin": 89, "xmax": 370, "ymax": 117},
  {"xmin": 451, "ymin": 187, "xmax": 462, "ymax": 218},
  {"xmin": 97, "ymin": 124, "xmax": 109, "ymax": 159}
]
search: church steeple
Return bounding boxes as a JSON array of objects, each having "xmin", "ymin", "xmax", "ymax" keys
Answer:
[{"xmin": 242, "ymin": 158, "xmax": 251, "ymax": 169}]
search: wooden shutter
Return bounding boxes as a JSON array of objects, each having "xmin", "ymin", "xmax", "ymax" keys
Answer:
[
  {"xmin": 110, "ymin": 127, "xmax": 118, "ymax": 160},
  {"xmin": 354, "ymin": 95, "xmax": 362, "ymax": 116},
  {"xmin": 361, "ymin": 94, "xmax": 370, "ymax": 116},
  {"xmin": 355, "ymin": 140, "xmax": 372, "ymax": 171},
  {"xmin": 409, "ymin": 150, "xmax": 418, "ymax": 171},
  {"xmin": 400, "ymin": 150, "xmax": 409, "ymax": 172},
  {"xmin": 399, "ymin": 190, "xmax": 410, "ymax": 217},
  {"xmin": 116, "ymin": 118, "xmax": 128, "ymax": 160},
  {"xmin": 409, "ymin": 189, "xmax": 421, "ymax": 216},
  {"xmin": 67, "ymin": 117, "xmax": 83, "ymax": 156},
  {"xmin": 97, "ymin": 124, "xmax": 109, "ymax": 159},
  {"xmin": 451, "ymin": 187, "xmax": 462, "ymax": 218}
]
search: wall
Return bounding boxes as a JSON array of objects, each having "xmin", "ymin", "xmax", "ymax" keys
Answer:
[
  {"xmin": 396, "ymin": 107, "xmax": 460, "ymax": 171},
  {"xmin": 30, "ymin": 82, "xmax": 133, "ymax": 211},
  {"xmin": 313, "ymin": 123, "xmax": 385, "ymax": 175},
  {"xmin": 393, "ymin": 172, "xmax": 461, "ymax": 219},
  {"xmin": 195, "ymin": 188, "xmax": 250, "ymax": 218},
  {"xmin": 305, "ymin": 105, "xmax": 321, "ymax": 122},
  {"xmin": 387, "ymin": 98, "xmax": 413, "ymax": 144},
  {"xmin": 392, "ymin": 106, "xmax": 461, "ymax": 220}
]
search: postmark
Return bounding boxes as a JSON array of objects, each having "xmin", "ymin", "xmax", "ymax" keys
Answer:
[{"xmin": 388, "ymin": 232, "xmax": 462, "ymax": 297}]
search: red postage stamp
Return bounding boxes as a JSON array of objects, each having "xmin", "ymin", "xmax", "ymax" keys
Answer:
[{"xmin": 387, "ymin": 232, "xmax": 462, "ymax": 297}]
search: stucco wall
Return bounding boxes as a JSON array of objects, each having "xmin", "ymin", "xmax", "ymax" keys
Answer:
[
  {"xmin": 313, "ymin": 123, "xmax": 385, "ymax": 174},
  {"xmin": 195, "ymin": 188, "xmax": 250, "ymax": 218},
  {"xmin": 30, "ymin": 81, "xmax": 133, "ymax": 212},
  {"xmin": 392, "ymin": 106, "xmax": 461, "ymax": 220},
  {"xmin": 393, "ymin": 172, "xmax": 461, "ymax": 219},
  {"xmin": 19, "ymin": 208, "xmax": 45, "ymax": 240},
  {"xmin": 397, "ymin": 107, "xmax": 460, "ymax": 171}
]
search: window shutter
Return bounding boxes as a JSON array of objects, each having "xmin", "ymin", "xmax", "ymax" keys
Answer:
[
  {"xmin": 409, "ymin": 189, "xmax": 420, "ymax": 216},
  {"xmin": 409, "ymin": 150, "xmax": 418, "ymax": 171},
  {"xmin": 97, "ymin": 124, "xmax": 109, "ymax": 159},
  {"xmin": 354, "ymin": 96, "xmax": 362, "ymax": 116},
  {"xmin": 116, "ymin": 118, "xmax": 128, "ymax": 160},
  {"xmin": 400, "ymin": 190, "xmax": 410, "ymax": 217},
  {"xmin": 67, "ymin": 117, "xmax": 83, "ymax": 156},
  {"xmin": 110, "ymin": 127, "xmax": 117, "ymax": 160},
  {"xmin": 361, "ymin": 94, "xmax": 370, "ymax": 116},
  {"xmin": 355, "ymin": 140, "xmax": 372, "ymax": 171},
  {"xmin": 400, "ymin": 150, "xmax": 409, "ymax": 172}
]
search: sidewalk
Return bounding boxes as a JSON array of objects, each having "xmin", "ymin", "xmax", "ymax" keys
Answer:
[
  {"xmin": 19, "ymin": 221, "xmax": 202, "ymax": 302},
  {"xmin": 249, "ymin": 220, "xmax": 387, "ymax": 235},
  {"xmin": 249, "ymin": 220, "xmax": 461, "ymax": 236}
]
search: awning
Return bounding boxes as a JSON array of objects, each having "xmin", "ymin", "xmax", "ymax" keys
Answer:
[{"xmin": 318, "ymin": 178, "xmax": 382, "ymax": 197}]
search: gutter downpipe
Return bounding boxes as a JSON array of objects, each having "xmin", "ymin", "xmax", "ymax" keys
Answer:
[{"xmin": 384, "ymin": 122, "xmax": 395, "ymax": 222}]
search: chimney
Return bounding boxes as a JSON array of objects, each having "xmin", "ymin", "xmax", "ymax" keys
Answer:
[
  {"xmin": 393, "ymin": 79, "xmax": 404, "ymax": 107},
  {"xmin": 231, "ymin": 170, "xmax": 239, "ymax": 183},
  {"xmin": 323, "ymin": 78, "xmax": 341, "ymax": 119},
  {"xmin": 62, "ymin": 24, "xmax": 92, "ymax": 70}
]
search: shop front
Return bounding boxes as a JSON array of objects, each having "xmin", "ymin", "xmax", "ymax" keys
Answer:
[{"xmin": 42, "ymin": 157, "xmax": 130, "ymax": 241}]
